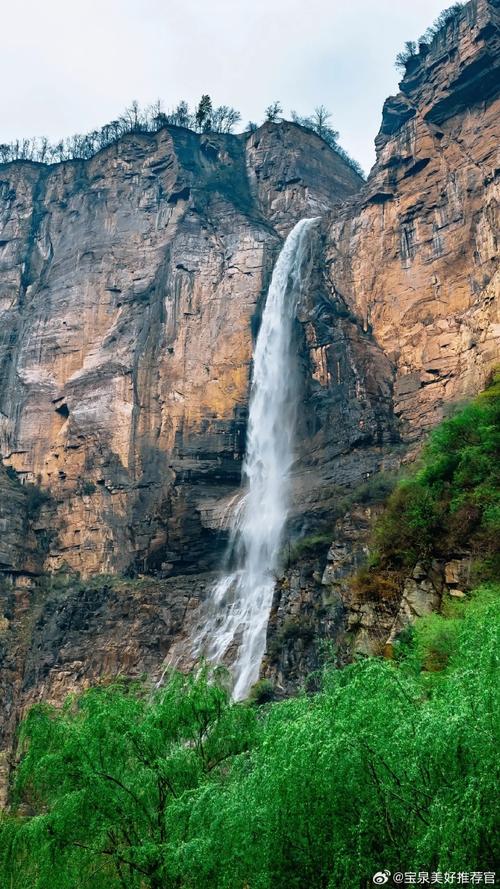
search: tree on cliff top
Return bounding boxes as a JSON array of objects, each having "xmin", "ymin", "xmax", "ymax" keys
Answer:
[
  {"xmin": 265, "ymin": 100, "xmax": 283, "ymax": 122},
  {"xmin": 0, "ymin": 95, "xmax": 363, "ymax": 175},
  {"xmin": 195, "ymin": 94, "xmax": 213, "ymax": 132},
  {"xmin": 290, "ymin": 105, "xmax": 364, "ymax": 178},
  {"xmin": 395, "ymin": 3, "xmax": 464, "ymax": 74},
  {"xmin": 0, "ymin": 95, "xmax": 242, "ymax": 165}
]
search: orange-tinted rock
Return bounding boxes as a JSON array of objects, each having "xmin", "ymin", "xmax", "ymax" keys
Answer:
[{"xmin": 325, "ymin": 0, "xmax": 499, "ymax": 440}]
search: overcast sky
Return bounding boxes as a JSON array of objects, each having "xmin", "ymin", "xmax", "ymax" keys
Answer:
[{"xmin": 3, "ymin": 0, "xmax": 456, "ymax": 174}]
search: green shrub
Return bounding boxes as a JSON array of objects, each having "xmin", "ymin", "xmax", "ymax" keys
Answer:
[
  {"xmin": 248, "ymin": 678, "xmax": 275, "ymax": 705},
  {"xmin": 280, "ymin": 616, "xmax": 315, "ymax": 642},
  {"xmin": 286, "ymin": 532, "xmax": 332, "ymax": 564},
  {"xmin": 374, "ymin": 373, "xmax": 500, "ymax": 571}
]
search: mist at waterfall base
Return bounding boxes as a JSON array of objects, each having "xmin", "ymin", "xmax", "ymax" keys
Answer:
[{"xmin": 192, "ymin": 218, "xmax": 318, "ymax": 700}]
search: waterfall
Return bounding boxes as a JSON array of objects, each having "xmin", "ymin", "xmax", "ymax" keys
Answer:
[{"xmin": 193, "ymin": 217, "xmax": 319, "ymax": 700}]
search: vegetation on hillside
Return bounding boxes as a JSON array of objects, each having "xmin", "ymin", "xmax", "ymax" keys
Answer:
[
  {"xmin": 395, "ymin": 3, "xmax": 465, "ymax": 73},
  {"xmin": 0, "ymin": 586, "xmax": 498, "ymax": 888},
  {"xmin": 0, "ymin": 97, "xmax": 241, "ymax": 164},
  {"xmin": 0, "ymin": 98, "xmax": 365, "ymax": 177},
  {"xmin": 351, "ymin": 370, "xmax": 499, "ymax": 604},
  {"xmin": 374, "ymin": 370, "xmax": 500, "ymax": 574},
  {"xmin": 285, "ymin": 470, "xmax": 400, "ymax": 565},
  {"xmin": 290, "ymin": 104, "xmax": 365, "ymax": 177}
]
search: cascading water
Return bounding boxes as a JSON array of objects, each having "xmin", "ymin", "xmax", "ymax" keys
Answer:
[{"xmin": 192, "ymin": 217, "xmax": 319, "ymax": 700}]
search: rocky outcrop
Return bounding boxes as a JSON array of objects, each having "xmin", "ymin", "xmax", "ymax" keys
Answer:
[{"xmin": 0, "ymin": 463, "xmax": 46, "ymax": 578}]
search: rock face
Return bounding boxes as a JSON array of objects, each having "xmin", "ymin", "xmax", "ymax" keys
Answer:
[
  {"xmin": 0, "ymin": 465, "xmax": 40, "ymax": 577},
  {"xmin": 0, "ymin": 0, "xmax": 498, "ymax": 761},
  {"xmin": 0, "ymin": 123, "xmax": 363, "ymax": 579},
  {"xmin": 325, "ymin": 0, "xmax": 500, "ymax": 439}
]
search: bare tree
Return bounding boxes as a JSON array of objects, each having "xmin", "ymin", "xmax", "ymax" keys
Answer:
[
  {"xmin": 0, "ymin": 95, "xmax": 245, "ymax": 166},
  {"xmin": 290, "ymin": 107, "xmax": 363, "ymax": 178},
  {"xmin": 313, "ymin": 105, "xmax": 332, "ymax": 138},
  {"xmin": 211, "ymin": 105, "xmax": 241, "ymax": 133}
]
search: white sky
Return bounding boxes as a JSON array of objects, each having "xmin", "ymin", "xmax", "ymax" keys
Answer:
[{"xmin": 2, "ymin": 0, "xmax": 456, "ymax": 174}]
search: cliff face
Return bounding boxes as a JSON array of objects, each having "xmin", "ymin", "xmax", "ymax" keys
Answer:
[
  {"xmin": 0, "ymin": 123, "xmax": 364, "ymax": 579},
  {"xmin": 266, "ymin": 0, "xmax": 500, "ymax": 676},
  {"xmin": 325, "ymin": 0, "xmax": 500, "ymax": 439},
  {"xmin": 0, "ymin": 0, "xmax": 498, "ymax": 761}
]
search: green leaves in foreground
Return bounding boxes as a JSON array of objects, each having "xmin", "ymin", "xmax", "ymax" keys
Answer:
[
  {"xmin": 1, "ymin": 588, "xmax": 499, "ymax": 889},
  {"xmin": 1, "ymin": 666, "xmax": 257, "ymax": 889}
]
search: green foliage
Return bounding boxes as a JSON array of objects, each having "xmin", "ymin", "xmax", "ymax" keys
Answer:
[
  {"xmin": 180, "ymin": 587, "xmax": 499, "ymax": 889},
  {"xmin": 1, "ymin": 666, "xmax": 257, "ymax": 889},
  {"xmin": 354, "ymin": 470, "xmax": 400, "ymax": 504},
  {"xmin": 285, "ymin": 470, "xmax": 400, "ymax": 567},
  {"xmin": 286, "ymin": 531, "xmax": 332, "ymax": 563},
  {"xmin": 2, "ymin": 589, "xmax": 498, "ymax": 888},
  {"xmin": 248, "ymin": 678, "xmax": 275, "ymax": 705},
  {"xmin": 374, "ymin": 376, "xmax": 500, "ymax": 571},
  {"xmin": 2, "ymin": 383, "xmax": 499, "ymax": 888}
]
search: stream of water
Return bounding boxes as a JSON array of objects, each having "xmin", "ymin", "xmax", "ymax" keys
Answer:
[{"xmin": 192, "ymin": 217, "xmax": 319, "ymax": 699}]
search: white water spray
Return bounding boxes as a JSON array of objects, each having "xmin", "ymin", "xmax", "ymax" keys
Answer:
[{"xmin": 193, "ymin": 218, "xmax": 319, "ymax": 699}]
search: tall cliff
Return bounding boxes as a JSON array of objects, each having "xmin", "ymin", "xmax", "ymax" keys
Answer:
[
  {"xmin": 0, "ymin": 0, "xmax": 498, "ymax": 783},
  {"xmin": 326, "ymin": 0, "xmax": 499, "ymax": 438},
  {"xmin": 0, "ymin": 123, "xmax": 365, "ymax": 579}
]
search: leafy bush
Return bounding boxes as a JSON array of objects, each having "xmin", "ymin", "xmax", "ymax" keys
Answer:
[
  {"xmin": 248, "ymin": 678, "xmax": 275, "ymax": 705},
  {"xmin": 286, "ymin": 532, "xmax": 332, "ymax": 563},
  {"xmin": 374, "ymin": 371, "xmax": 500, "ymax": 571},
  {"xmin": 2, "ymin": 589, "xmax": 498, "ymax": 889},
  {"xmin": 1, "ymin": 666, "xmax": 257, "ymax": 889}
]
